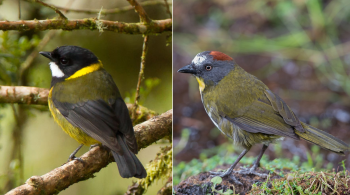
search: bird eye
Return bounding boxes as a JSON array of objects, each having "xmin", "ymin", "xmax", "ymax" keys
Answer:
[
  {"xmin": 60, "ymin": 58, "xmax": 69, "ymax": 65},
  {"xmin": 205, "ymin": 65, "xmax": 212, "ymax": 71}
]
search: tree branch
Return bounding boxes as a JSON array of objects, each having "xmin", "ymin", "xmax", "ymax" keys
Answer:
[
  {"xmin": 0, "ymin": 86, "xmax": 49, "ymax": 105},
  {"xmin": 39, "ymin": 1, "xmax": 171, "ymax": 15},
  {"xmin": 163, "ymin": 0, "xmax": 172, "ymax": 19},
  {"xmin": 0, "ymin": 86, "xmax": 157, "ymax": 123},
  {"xmin": 127, "ymin": 0, "xmax": 151, "ymax": 24},
  {"xmin": 133, "ymin": 35, "xmax": 149, "ymax": 121},
  {"xmin": 5, "ymin": 109, "xmax": 172, "ymax": 195},
  {"xmin": 0, "ymin": 19, "xmax": 171, "ymax": 34},
  {"xmin": 19, "ymin": 31, "xmax": 57, "ymax": 79}
]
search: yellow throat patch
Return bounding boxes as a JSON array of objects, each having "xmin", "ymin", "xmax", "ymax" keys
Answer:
[
  {"xmin": 66, "ymin": 60, "xmax": 103, "ymax": 80},
  {"xmin": 196, "ymin": 77, "xmax": 205, "ymax": 91}
]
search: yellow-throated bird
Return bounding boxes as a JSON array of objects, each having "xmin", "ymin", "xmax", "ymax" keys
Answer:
[
  {"xmin": 40, "ymin": 46, "xmax": 146, "ymax": 178},
  {"xmin": 178, "ymin": 51, "xmax": 349, "ymax": 183}
]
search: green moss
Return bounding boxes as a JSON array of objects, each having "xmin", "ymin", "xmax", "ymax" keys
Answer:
[{"xmin": 136, "ymin": 146, "xmax": 172, "ymax": 193}]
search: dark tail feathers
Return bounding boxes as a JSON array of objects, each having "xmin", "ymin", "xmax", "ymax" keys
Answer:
[
  {"xmin": 112, "ymin": 136, "xmax": 147, "ymax": 178},
  {"xmin": 296, "ymin": 122, "xmax": 350, "ymax": 155}
]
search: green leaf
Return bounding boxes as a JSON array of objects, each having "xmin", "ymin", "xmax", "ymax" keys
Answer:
[{"xmin": 210, "ymin": 176, "xmax": 222, "ymax": 185}]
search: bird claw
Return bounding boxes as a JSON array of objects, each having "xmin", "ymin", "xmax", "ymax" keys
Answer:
[
  {"xmin": 237, "ymin": 166, "xmax": 268, "ymax": 178},
  {"xmin": 209, "ymin": 170, "xmax": 243, "ymax": 185},
  {"xmin": 67, "ymin": 155, "xmax": 84, "ymax": 163},
  {"xmin": 209, "ymin": 170, "xmax": 230, "ymax": 177}
]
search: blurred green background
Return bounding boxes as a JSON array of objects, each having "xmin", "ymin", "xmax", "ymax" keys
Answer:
[
  {"xmin": 173, "ymin": 0, "xmax": 350, "ymax": 185},
  {"xmin": 0, "ymin": 0, "xmax": 172, "ymax": 194}
]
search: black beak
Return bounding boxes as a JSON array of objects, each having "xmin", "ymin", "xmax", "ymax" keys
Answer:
[
  {"xmin": 39, "ymin": 51, "xmax": 54, "ymax": 61},
  {"xmin": 178, "ymin": 64, "xmax": 196, "ymax": 74}
]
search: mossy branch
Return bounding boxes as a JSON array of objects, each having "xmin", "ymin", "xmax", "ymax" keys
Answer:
[
  {"xmin": 127, "ymin": 0, "xmax": 151, "ymax": 24},
  {"xmin": 0, "ymin": 19, "xmax": 171, "ymax": 35},
  {"xmin": 0, "ymin": 86, "xmax": 157, "ymax": 122},
  {"xmin": 132, "ymin": 35, "xmax": 149, "ymax": 122},
  {"xmin": 5, "ymin": 109, "xmax": 172, "ymax": 195}
]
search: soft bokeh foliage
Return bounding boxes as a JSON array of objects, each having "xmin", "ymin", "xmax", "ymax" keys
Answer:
[{"xmin": 0, "ymin": 0, "xmax": 172, "ymax": 194}]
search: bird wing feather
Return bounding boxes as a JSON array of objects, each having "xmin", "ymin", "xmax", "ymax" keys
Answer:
[
  {"xmin": 225, "ymin": 90, "xmax": 301, "ymax": 139},
  {"xmin": 53, "ymin": 97, "xmax": 138, "ymax": 154}
]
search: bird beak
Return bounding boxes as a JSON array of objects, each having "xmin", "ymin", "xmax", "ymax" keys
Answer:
[
  {"xmin": 39, "ymin": 51, "xmax": 54, "ymax": 61},
  {"xmin": 178, "ymin": 64, "xmax": 196, "ymax": 74}
]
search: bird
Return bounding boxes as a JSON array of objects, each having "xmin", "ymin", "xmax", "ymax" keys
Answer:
[
  {"xmin": 178, "ymin": 51, "xmax": 349, "ymax": 183},
  {"xmin": 40, "ymin": 45, "xmax": 147, "ymax": 178}
]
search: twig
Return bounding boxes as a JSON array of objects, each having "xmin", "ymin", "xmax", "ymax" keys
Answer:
[
  {"xmin": 28, "ymin": 0, "xmax": 67, "ymax": 20},
  {"xmin": 127, "ymin": 0, "xmax": 152, "ymax": 24},
  {"xmin": 5, "ymin": 110, "xmax": 172, "ymax": 195},
  {"xmin": 19, "ymin": 31, "xmax": 57, "ymax": 78},
  {"xmin": 44, "ymin": 1, "xmax": 171, "ymax": 15},
  {"xmin": 132, "ymin": 35, "xmax": 149, "ymax": 121},
  {"xmin": 156, "ymin": 177, "xmax": 172, "ymax": 195},
  {"xmin": 163, "ymin": 0, "xmax": 172, "ymax": 19},
  {"xmin": 0, "ymin": 19, "xmax": 171, "ymax": 34}
]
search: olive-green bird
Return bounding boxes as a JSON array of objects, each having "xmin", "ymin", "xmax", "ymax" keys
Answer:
[
  {"xmin": 178, "ymin": 51, "xmax": 349, "ymax": 183},
  {"xmin": 40, "ymin": 46, "xmax": 146, "ymax": 178}
]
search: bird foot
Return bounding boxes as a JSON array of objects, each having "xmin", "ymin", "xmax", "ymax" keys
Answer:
[
  {"xmin": 237, "ymin": 166, "xmax": 268, "ymax": 178},
  {"xmin": 67, "ymin": 155, "xmax": 84, "ymax": 163},
  {"xmin": 209, "ymin": 170, "xmax": 243, "ymax": 185}
]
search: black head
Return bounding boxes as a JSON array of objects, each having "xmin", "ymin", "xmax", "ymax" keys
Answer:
[
  {"xmin": 178, "ymin": 51, "xmax": 235, "ymax": 85},
  {"xmin": 40, "ymin": 46, "xmax": 99, "ymax": 81}
]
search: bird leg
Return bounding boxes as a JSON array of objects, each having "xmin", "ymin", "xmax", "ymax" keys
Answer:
[
  {"xmin": 68, "ymin": 144, "xmax": 84, "ymax": 163},
  {"xmin": 238, "ymin": 144, "xmax": 268, "ymax": 178},
  {"xmin": 209, "ymin": 148, "xmax": 250, "ymax": 184},
  {"xmin": 89, "ymin": 143, "xmax": 100, "ymax": 150}
]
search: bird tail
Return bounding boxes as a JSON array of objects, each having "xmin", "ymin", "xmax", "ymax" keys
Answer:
[
  {"xmin": 295, "ymin": 122, "xmax": 350, "ymax": 155},
  {"xmin": 112, "ymin": 136, "xmax": 147, "ymax": 178}
]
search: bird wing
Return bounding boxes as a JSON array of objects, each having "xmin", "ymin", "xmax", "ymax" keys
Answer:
[
  {"xmin": 264, "ymin": 90, "xmax": 304, "ymax": 132},
  {"xmin": 225, "ymin": 89, "xmax": 303, "ymax": 139},
  {"xmin": 53, "ymin": 97, "xmax": 138, "ymax": 154}
]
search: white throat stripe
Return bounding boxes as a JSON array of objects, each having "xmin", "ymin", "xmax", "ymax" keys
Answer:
[{"xmin": 49, "ymin": 62, "xmax": 65, "ymax": 78}]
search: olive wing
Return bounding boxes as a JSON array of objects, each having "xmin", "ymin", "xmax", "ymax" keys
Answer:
[{"xmin": 225, "ymin": 90, "xmax": 302, "ymax": 140}]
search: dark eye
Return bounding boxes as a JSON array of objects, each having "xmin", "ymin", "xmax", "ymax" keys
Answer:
[
  {"xmin": 60, "ymin": 58, "xmax": 68, "ymax": 65},
  {"xmin": 205, "ymin": 65, "xmax": 212, "ymax": 71}
]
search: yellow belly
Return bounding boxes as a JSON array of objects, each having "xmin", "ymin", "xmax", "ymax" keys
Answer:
[{"xmin": 48, "ymin": 88, "xmax": 100, "ymax": 146}]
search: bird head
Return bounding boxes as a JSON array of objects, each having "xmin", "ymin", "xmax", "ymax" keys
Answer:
[
  {"xmin": 40, "ymin": 46, "xmax": 100, "ymax": 79},
  {"xmin": 178, "ymin": 51, "xmax": 235, "ymax": 90}
]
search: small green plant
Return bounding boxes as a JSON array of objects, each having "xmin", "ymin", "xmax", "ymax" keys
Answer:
[{"xmin": 209, "ymin": 176, "xmax": 234, "ymax": 195}]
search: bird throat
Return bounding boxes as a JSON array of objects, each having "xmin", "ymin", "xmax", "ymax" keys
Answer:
[{"xmin": 196, "ymin": 77, "xmax": 206, "ymax": 92}]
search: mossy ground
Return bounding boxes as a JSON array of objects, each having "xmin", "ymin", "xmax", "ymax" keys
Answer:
[
  {"xmin": 174, "ymin": 143, "xmax": 349, "ymax": 194},
  {"xmin": 174, "ymin": 164, "xmax": 350, "ymax": 195}
]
